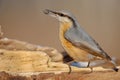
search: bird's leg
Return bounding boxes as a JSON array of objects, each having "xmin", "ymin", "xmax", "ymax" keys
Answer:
[
  {"xmin": 68, "ymin": 64, "xmax": 72, "ymax": 74},
  {"xmin": 87, "ymin": 60, "xmax": 94, "ymax": 72},
  {"xmin": 87, "ymin": 60, "xmax": 90, "ymax": 67},
  {"xmin": 67, "ymin": 61, "xmax": 74, "ymax": 74}
]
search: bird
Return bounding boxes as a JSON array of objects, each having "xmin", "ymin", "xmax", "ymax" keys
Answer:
[{"xmin": 43, "ymin": 9, "xmax": 118, "ymax": 72}]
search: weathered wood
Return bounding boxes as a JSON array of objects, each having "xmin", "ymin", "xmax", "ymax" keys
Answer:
[
  {"xmin": 0, "ymin": 69, "xmax": 120, "ymax": 80},
  {"xmin": 0, "ymin": 49, "xmax": 119, "ymax": 80},
  {"xmin": 0, "ymin": 49, "xmax": 91, "ymax": 73},
  {"xmin": 0, "ymin": 38, "xmax": 63, "ymax": 62}
]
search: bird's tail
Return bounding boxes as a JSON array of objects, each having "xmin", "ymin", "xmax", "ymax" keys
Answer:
[
  {"xmin": 109, "ymin": 60, "xmax": 119, "ymax": 72},
  {"xmin": 103, "ymin": 51, "xmax": 119, "ymax": 72}
]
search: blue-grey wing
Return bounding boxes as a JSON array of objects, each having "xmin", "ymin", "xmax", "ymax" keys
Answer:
[{"xmin": 65, "ymin": 26, "xmax": 110, "ymax": 59}]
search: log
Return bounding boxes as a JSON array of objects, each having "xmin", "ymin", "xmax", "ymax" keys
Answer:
[
  {"xmin": 0, "ymin": 49, "xmax": 119, "ymax": 80},
  {"xmin": 0, "ymin": 68, "xmax": 120, "ymax": 80}
]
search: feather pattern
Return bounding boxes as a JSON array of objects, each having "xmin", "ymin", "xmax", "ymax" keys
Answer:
[{"xmin": 64, "ymin": 25, "xmax": 111, "ymax": 60}]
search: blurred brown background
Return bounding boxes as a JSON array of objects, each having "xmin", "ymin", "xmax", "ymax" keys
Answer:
[{"xmin": 0, "ymin": 0, "xmax": 120, "ymax": 58}]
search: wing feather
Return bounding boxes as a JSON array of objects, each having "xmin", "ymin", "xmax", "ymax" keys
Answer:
[{"xmin": 64, "ymin": 26, "xmax": 111, "ymax": 59}]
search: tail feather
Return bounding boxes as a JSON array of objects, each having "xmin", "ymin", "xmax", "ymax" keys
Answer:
[
  {"xmin": 113, "ymin": 67, "xmax": 119, "ymax": 72},
  {"xmin": 110, "ymin": 60, "xmax": 119, "ymax": 72}
]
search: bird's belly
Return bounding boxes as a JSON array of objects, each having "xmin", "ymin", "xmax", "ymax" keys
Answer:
[{"xmin": 61, "ymin": 38, "xmax": 90, "ymax": 61}]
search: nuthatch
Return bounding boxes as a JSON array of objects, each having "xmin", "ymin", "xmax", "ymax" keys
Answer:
[{"xmin": 43, "ymin": 9, "xmax": 118, "ymax": 72}]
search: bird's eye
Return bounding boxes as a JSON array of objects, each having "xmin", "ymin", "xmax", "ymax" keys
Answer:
[{"xmin": 59, "ymin": 13, "xmax": 64, "ymax": 16}]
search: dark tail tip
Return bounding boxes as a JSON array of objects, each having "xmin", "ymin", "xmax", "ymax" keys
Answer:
[{"xmin": 113, "ymin": 68, "xmax": 119, "ymax": 72}]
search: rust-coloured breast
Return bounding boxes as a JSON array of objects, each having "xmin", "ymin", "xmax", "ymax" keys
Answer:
[{"xmin": 59, "ymin": 22, "xmax": 90, "ymax": 61}]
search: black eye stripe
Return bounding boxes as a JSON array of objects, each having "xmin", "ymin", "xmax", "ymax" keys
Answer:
[
  {"xmin": 55, "ymin": 12, "xmax": 74, "ymax": 23},
  {"xmin": 58, "ymin": 13, "xmax": 64, "ymax": 16},
  {"xmin": 46, "ymin": 10, "xmax": 74, "ymax": 22},
  {"xmin": 60, "ymin": 14, "xmax": 64, "ymax": 16}
]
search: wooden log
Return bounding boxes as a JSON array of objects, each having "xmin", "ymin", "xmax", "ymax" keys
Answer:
[
  {"xmin": 0, "ymin": 49, "xmax": 119, "ymax": 80},
  {"xmin": 0, "ymin": 68, "xmax": 120, "ymax": 80}
]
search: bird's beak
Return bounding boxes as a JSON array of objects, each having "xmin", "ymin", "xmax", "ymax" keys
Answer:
[
  {"xmin": 43, "ymin": 9, "xmax": 55, "ymax": 14},
  {"xmin": 43, "ymin": 9, "xmax": 59, "ymax": 18}
]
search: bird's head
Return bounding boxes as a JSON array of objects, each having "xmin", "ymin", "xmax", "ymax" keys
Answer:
[{"xmin": 43, "ymin": 9, "xmax": 75, "ymax": 23}]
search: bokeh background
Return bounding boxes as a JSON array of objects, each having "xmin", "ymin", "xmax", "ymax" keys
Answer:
[{"xmin": 0, "ymin": 0, "xmax": 120, "ymax": 58}]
